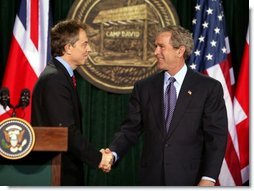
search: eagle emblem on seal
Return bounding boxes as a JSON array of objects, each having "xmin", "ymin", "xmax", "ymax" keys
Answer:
[{"xmin": 3, "ymin": 125, "xmax": 27, "ymax": 153}]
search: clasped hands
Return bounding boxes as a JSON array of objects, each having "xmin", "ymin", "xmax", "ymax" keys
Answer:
[{"xmin": 99, "ymin": 148, "xmax": 113, "ymax": 173}]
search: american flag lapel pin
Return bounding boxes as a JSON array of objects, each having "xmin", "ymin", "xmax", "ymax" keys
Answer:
[{"xmin": 188, "ymin": 90, "xmax": 192, "ymax": 95}]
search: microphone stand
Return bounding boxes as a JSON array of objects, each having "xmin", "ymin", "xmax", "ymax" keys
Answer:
[
  {"xmin": 10, "ymin": 103, "xmax": 28, "ymax": 117},
  {"xmin": 11, "ymin": 106, "xmax": 17, "ymax": 117}
]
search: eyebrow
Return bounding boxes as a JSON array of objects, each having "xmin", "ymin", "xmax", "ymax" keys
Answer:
[
  {"xmin": 155, "ymin": 42, "xmax": 164, "ymax": 46},
  {"xmin": 81, "ymin": 41, "xmax": 88, "ymax": 44}
]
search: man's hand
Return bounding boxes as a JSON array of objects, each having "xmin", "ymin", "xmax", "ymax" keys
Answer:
[
  {"xmin": 198, "ymin": 179, "xmax": 215, "ymax": 186},
  {"xmin": 98, "ymin": 148, "xmax": 113, "ymax": 173}
]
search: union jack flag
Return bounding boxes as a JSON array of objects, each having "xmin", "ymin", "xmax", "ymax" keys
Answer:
[
  {"xmin": 0, "ymin": 0, "xmax": 51, "ymax": 122},
  {"xmin": 233, "ymin": 26, "xmax": 249, "ymax": 185},
  {"xmin": 188, "ymin": 0, "xmax": 246, "ymax": 186}
]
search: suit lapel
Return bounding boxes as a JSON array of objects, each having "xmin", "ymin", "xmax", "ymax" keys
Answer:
[
  {"xmin": 52, "ymin": 59, "xmax": 80, "ymax": 111},
  {"xmin": 52, "ymin": 59, "xmax": 76, "ymax": 90},
  {"xmin": 149, "ymin": 71, "xmax": 165, "ymax": 137},
  {"xmin": 166, "ymin": 68, "xmax": 196, "ymax": 138}
]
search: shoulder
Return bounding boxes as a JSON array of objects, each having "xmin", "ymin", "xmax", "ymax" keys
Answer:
[
  {"xmin": 189, "ymin": 68, "xmax": 221, "ymax": 86},
  {"xmin": 187, "ymin": 68, "xmax": 223, "ymax": 94},
  {"xmin": 36, "ymin": 59, "xmax": 68, "ymax": 88},
  {"xmin": 135, "ymin": 71, "xmax": 164, "ymax": 87},
  {"xmin": 40, "ymin": 59, "xmax": 65, "ymax": 79}
]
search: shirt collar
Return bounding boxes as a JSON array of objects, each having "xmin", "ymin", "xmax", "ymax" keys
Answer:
[
  {"xmin": 55, "ymin": 56, "xmax": 74, "ymax": 77},
  {"xmin": 164, "ymin": 64, "xmax": 187, "ymax": 86}
]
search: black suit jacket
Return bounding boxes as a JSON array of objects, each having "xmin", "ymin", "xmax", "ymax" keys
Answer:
[
  {"xmin": 109, "ymin": 67, "xmax": 228, "ymax": 186},
  {"xmin": 31, "ymin": 58, "xmax": 101, "ymax": 185}
]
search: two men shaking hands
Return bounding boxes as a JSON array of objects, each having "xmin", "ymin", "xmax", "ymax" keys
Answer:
[{"xmin": 99, "ymin": 148, "xmax": 114, "ymax": 173}]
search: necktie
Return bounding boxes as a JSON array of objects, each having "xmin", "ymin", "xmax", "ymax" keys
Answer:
[
  {"xmin": 164, "ymin": 77, "xmax": 177, "ymax": 132},
  {"xmin": 72, "ymin": 75, "xmax": 76, "ymax": 88}
]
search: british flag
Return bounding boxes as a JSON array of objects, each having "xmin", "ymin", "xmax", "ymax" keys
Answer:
[
  {"xmin": 0, "ymin": 0, "xmax": 51, "ymax": 122},
  {"xmin": 233, "ymin": 26, "xmax": 249, "ymax": 185},
  {"xmin": 188, "ymin": 0, "xmax": 247, "ymax": 186}
]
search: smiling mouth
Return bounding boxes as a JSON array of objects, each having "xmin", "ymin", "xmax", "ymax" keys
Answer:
[{"xmin": 157, "ymin": 58, "xmax": 164, "ymax": 61}]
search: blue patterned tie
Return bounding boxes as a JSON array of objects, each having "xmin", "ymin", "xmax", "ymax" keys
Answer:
[{"xmin": 164, "ymin": 77, "xmax": 177, "ymax": 132}]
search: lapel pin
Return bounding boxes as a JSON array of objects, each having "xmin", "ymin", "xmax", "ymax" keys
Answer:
[{"xmin": 188, "ymin": 90, "xmax": 192, "ymax": 95}]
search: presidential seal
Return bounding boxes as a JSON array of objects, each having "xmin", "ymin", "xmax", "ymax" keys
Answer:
[
  {"xmin": 68, "ymin": 0, "xmax": 179, "ymax": 93},
  {"xmin": 0, "ymin": 117, "xmax": 35, "ymax": 160}
]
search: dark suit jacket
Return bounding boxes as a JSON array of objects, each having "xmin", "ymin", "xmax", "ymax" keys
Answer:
[
  {"xmin": 109, "ymin": 67, "xmax": 228, "ymax": 186},
  {"xmin": 31, "ymin": 58, "xmax": 101, "ymax": 185}
]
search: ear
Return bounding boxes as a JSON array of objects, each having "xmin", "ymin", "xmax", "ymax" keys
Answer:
[
  {"xmin": 64, "ymin": 44, "xmax": 72, "ymax": 55},
  {"xmin": 177, "ymin": 46, "xmax": 186, "ymax": 57}
]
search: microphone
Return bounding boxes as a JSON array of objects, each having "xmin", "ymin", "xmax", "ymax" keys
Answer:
[
  {"xmin": 0, "ymin": 87, "xmax": 11, "ymax": 109},
  {"xmin": 18, "ymin": 88, "xmax": 30, "ymax": 109}
]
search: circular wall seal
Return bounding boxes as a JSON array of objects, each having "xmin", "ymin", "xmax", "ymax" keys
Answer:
[
  {"xmin": 67, "ymin": 0, "xmax": 179, "ymax": 93},
  {"xmin": 0, "ymin": 117, "xmax": 35, "ymax": 160}
]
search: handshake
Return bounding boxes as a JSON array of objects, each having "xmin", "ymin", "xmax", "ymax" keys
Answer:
[{"xmin": 98, "ymin": 148, "xmax": 114, "ymax": 173}]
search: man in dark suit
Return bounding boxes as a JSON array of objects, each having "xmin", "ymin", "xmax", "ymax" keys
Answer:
[
  {"xmin": 31, "ymin": 20, "xmax": 113, "ymax": 186},
  {"xmin": 101, "ymin": 25, "xmax": 228, "ymax": 186}
]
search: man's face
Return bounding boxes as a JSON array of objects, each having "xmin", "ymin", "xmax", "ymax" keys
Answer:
[
  {"xmin": 70, "ymin": 29, "xmax": 91, "ymax": 67},
  {"xmin": 154, "ymin": 32, "xmax": 179, "ymax": 71}
]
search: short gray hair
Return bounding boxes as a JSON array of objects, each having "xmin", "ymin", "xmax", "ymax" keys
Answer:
[{"xmin": 158, "ymin": 25, "xmax": 194, "ymax": 59}]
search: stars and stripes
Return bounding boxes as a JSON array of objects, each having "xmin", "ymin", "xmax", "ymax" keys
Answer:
[
  {"xmin": 0, "ymin": 0, "xmax": 51, "ymax": 122},
  {"xmin": 188, "ymin": 0, "xmax": 246, "ymax": 185},
  {"xmin": 189, "ymin": 0, "xmax": 231, "ymax": 72}
]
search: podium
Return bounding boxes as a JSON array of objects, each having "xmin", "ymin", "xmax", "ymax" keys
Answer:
[{"xmin": 32, "ymin": 127, "xmax": 68, "ymax": 186}]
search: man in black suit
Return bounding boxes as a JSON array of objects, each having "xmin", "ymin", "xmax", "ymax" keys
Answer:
[
  {"xmin": 101, "ymin": 25, "xmax": 228, "ymax": 186},
  {"xmin": 31, "ymin": 20, "xmax": 113, "ymax": 186}
]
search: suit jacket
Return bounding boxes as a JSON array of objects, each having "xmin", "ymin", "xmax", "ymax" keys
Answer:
[
  {"xmin": 109, "ymin": 67, "xmax": 228, "ymax": 186},
  {"xmin": 31, "ymin": 58, "xmax": 101, "ymax": 185}
]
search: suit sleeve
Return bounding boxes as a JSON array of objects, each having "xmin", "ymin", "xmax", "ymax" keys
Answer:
[
  {"xmin": 109, "ymin": 82, "xmax": 143, "ymax": 159},
  {"xmin": 202, "ymin": 80, "xmax": 228, "ymax": 179},
  {"xmin": 38, "ymin": 75, "xmax": 102, "ymax": 167}
]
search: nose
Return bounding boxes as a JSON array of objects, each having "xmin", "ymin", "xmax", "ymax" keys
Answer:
[
  {"xmin": 154, "ymin": 46, "xmax": 160, "ymax": 56},
  {"xmin": 87, "ymin": 44, "xmax": 92, "ymax": 53}
]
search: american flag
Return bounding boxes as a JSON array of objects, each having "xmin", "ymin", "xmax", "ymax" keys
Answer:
[
  {"xmin": 0, "ymin": 0, "xmax": 51, "ymax": 122},
  {"xmin": 188, "ymin": 0, "xmax": 244, "ymax": 186}
]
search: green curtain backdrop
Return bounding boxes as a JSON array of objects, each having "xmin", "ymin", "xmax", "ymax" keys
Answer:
[{"xmin": 0, "ymin": 0, "xmax": 249, "ymax": 186}]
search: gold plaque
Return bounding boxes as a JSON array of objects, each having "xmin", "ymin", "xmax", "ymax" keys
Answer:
[{"xmin": 68, "ymin": 0, "xmax": 179, "ymax": 93}]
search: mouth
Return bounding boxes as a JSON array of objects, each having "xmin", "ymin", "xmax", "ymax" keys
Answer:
[{"xmin": 157, "ymin": 57, "xmax": 164, "ymax": 62}]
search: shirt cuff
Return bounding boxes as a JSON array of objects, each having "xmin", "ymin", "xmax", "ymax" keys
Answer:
[
  {"xmin": 112, "ymin": 152, "xmax": 118, "ymax": 163},
  {"xmin": 201, "ymin": 176, "xmax": 216, "ymax": 183}
]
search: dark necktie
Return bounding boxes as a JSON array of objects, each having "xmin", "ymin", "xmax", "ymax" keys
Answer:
[
  {"xmin": 164, "ymin": 77, "xmax": 177, "ymax": 132},
  {"xmin": 72, "ymin": 75, "xmax": 76, "ymax": 88}
]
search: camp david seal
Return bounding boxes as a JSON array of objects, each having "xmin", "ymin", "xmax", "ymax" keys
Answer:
[
  {"xmin": 67, "ymin": 0, "xmax": 179, "ymax": 93},
  {"xmin": 0, "ymin": 117, "xmax": 35, "ymax": 160}
]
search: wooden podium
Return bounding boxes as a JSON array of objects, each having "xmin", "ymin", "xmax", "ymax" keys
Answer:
[{"xmin": 32, "ymin": 127, "xmax": 68, "ymax": 186}]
